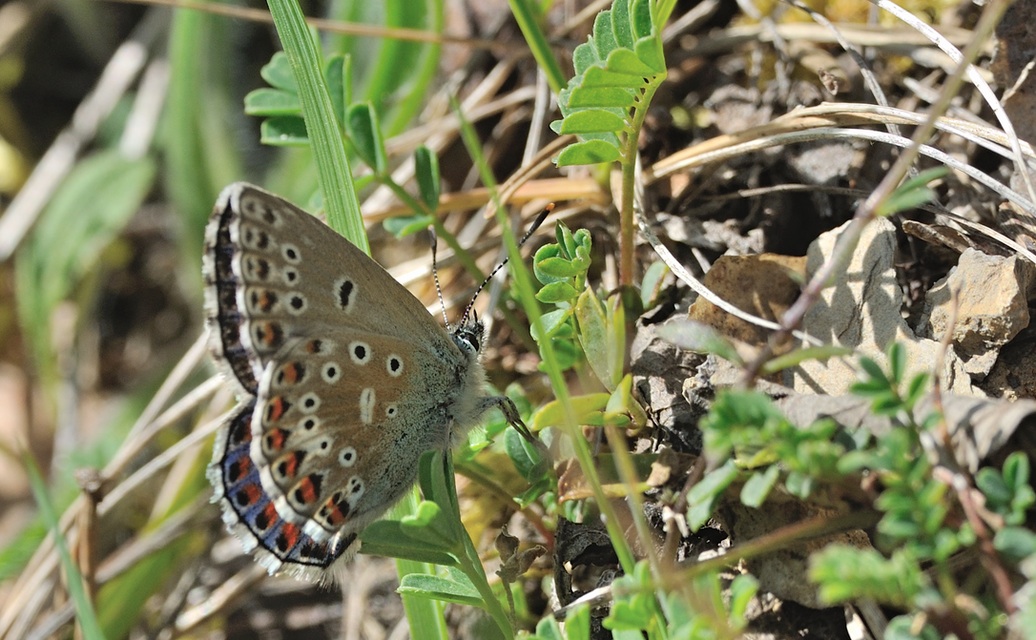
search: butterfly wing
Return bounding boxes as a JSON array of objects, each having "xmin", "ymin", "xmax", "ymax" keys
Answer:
[
  {"xmin": 204, "ymin": 183, "xmax": 485, "ymax": 568},
  {"xmin": 207, "ymin": 399, "xmax": 359, "ymax": 581},
  {"xmin": 202, "ymin": 183, "xmax": 454, "ymax": 394},
  {"xmin": 248, "ymin": 329, "xmax": 473, "ymax": 543}
]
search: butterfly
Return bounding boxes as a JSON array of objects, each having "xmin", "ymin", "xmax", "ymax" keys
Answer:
[{"xmin": 203, "ymin": 183, "xmax": 528, "ymax": 581}]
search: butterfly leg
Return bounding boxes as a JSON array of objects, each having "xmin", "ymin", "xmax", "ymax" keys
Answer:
[{"xmin": 477, "ymin": 395, "xmax": 549, "ymax": 459}]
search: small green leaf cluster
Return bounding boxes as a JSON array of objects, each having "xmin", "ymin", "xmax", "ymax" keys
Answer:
[
  {"xmin": 848, "ymin": 343, "xmax": 930, "ymax": 421},
  {"xmin": 245, "ymin": 53, "xmax": 443, "ymax": 238},
  {"xmin": 687, "ymin": 390, "xmax": 849, "ymax": 529},
  {"xmin": 688, "ymin": 342, "xmax": 1034, "ymax": 638},
  {"xmin": 529, "ymin": 561, "xmax": 759, "ymax": 640},
  {"xmin": 530, "ymin": 222, "xmax": 645, "ymax": 430},
  {"xmin": 360, "ymin": 452, "xmax": 518, "ymax": 637},
  {"xmin": 244, "ymin": 52, "xmax": 348, "ymax": 147},
  {"xmin": 529, "ymin": 221, "xmax": 592, "ymax": 372},
  {"xmin": 550, "ymin": 0, "xmax": 668, "ymax": 167}
]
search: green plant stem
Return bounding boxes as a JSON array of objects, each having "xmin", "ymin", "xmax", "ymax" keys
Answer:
[
  {"xmin": 392, "ymin": 492, "xmax": 450, "ymax": 640},
  {"xmin": 265, "ymin": 0, "xmax": 367, "ymax": 250},
  {"xmin": 506, "ymin": 0, "xmax": 565, "ymax": 94},
  {"xmin": 677, "ymin": 509, "xmax": 881, "ymax": 585},
  {"xmin": 619, "ymin": 150, "xmax": 636, "ymax": 288},
  {"xmin": 603, "ymin": 425, "xmax": 670, "ymax": 640},
  {"xmin": 443, "ymin": 452, "xmax": 515, "ymax": 638},
  {"xmin": 454, "ymin": 459, "xmax": 553, "ymax": 545},
  {"xmin": 24, "ymin": 453, "xmax": 104, "ymax": 640},
  {"xmin": 619, "ymin": 73, "xmax": 662, "ymax": 288},
  {"xmin": 378, "ymin": 178, "xmax": 484, "ymax": 282},
  {"xmin": 451, "ymin": 96, "xmax": 638, "ymax": 575}
]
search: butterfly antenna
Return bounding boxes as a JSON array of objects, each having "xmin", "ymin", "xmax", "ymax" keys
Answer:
[
  {"xmin": 430, "ymin": 227, "xmax": 451, "ymax": 329},
  {"xmin": 459, "ymin": 203, "xmax": 554, "ymax": 327}
]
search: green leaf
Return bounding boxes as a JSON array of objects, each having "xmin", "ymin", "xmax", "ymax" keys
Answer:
[
  {"xmin": 397, "ymin": 573, "xmax": 483, "ymax": 607},
  {"xmin": 634, "ymin": 37, "xmax": 664, "ymax": 71},
  {"xmin": 657, "ymin": 319, "xmax": 743, "ymax": 365},
  {"xmin": 610, "ymin": 0, "xmax": 635, "ymax": 49},
  {"xmin": 761, "ymin": 345, "xmax": 853, "ymax": 374},
  {"xmin": 858, "ymin": 356, "xmax": 888, "ymax": 385},
  {"xmin": 640, "ymin": 261, "xmax": 668, "ymax": 308},
  {"xmin": 360, "ymin": 520, "xmax": 459, "ymax": 566},
  {"xmin": 24, "ymin": 454, "xmax": 104, "ymax": 640},
  {"xmin": 400, "ymin": 501, "xmax": 459, "ymax": 553},
  {"xmin": 536, "ymin": 281, "xmax": 580, "ymax": 303},
  {"xmin": 414, "ymin": 146, "xmax": 441, "ymax": 210},
  {"xmin": 604, "ymin": 375, "xmax": 645, "ymax": 428},
  {"xmin": 729, "ymin": 574, "xmax": 759, "ymax": 626},
  {"xmin": 784, "ymin": 471, "xmax": 813, "ymax": 498},
  {"xmin": 583, "ymin": 66, "xmax": 649, "ymax": 88},
  {"xmin": 575, "ymin": 289, "xmax": 624, "ymax": 390},
  {"xmin": 878, "ymin": 167, "xmax": 948, "ymax": 217},
  {"xmin": 564, "ymin": 602, "xmax": 591, "ymax": 640},
  {"xmin": 809, "ymin": 546, "xmax": 927, "ymax": 607},
  {"xmin": 531, "ymin": 308, "xmax": 573, "ymax": 341},
  {"xmin": 687, "ymin": 460, "xmax": 739, "ymax": 512},
  {"xmin": 505, "ymin": 427, "xmax": 546, "ymax": 481},
  {"xmin": 535, "ymin": 255, "xmax": 588, "ymax": 280},
  {"xmin": 573, "ymin": 41, "xmax": 602, "ymax": 74},
  {"xmin": 740, "ymin": 466, "xmax": 780, "ymax": 508},
  {"xmin": 557, "ymin": 108, "xmax": 627, "ymax": 134},
  {"xmin": 531, "ymin": 614, "xmax": 565, "ymax": 640},
  {"xmin": 383, "ymin": 213, "xmax": 434, "ymax": 238},
  {"xmin": 346, "ymin": 103, "xmax": 387, "ymax": 173},
  {"xmin": 904, "ymin": 373, "xmax": 930, "ymax": 409},
  {"xmin": 557, "ymin": 140, "xmax": 622, "ymax": 166},
  {"xmin": 323, "ymin": 54, "xmax": 349, "ymax": 127},
  {"xmin": 260, "ymin": 51, "xmax": 297, "ymax": 91},
  {"xmin": 566, "ymin": 86, "xmax": 637, "ymax": 109},
  {"xmin": 607, "ymin": 48, "xmax": 658, "ymax": 75},
  {"xmin": 995, "ymin": 527, "xmax": 1036, "ymax": 561},
  {"xmin": 259, "ymin": 116, "xmax": 309, "ymax": 146},
  {"xmin": 244, "ymin": 88, "xmax": 301, "ymax": 116},
  {"xmin": 888, "ymin": 342, "xmax": 906, "ymax": 384},
  {"xmin": 592, "ymin": 11, "xmax": 618, "ymax": 61},
  {"xmin": 976, "ymin": 467, "xmax": 1012, "ymax": 506},
  {"xmin": 631, "ymin": 0, "xmax": 653, "ymax": 39},
  {"xmin": 532, "ymin": 393, "xmax": 610, "ymax": 432}
]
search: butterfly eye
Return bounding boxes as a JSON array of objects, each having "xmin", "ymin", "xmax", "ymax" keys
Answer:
[{"xmin": 452, "ymin": 323, "xmax": 483, "ymax": 355}]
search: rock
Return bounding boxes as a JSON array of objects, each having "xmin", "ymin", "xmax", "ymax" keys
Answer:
[
  {"xmin": 920, "ymin": 248, "xmax": 1035, "ymax": 379},
  {"xmin": 789, "ymin": 218, "xmax": 978, "ymax": 396},
  {"xmin": 687, "ymin": 253, "xmax": 806, "ymax": 350}
]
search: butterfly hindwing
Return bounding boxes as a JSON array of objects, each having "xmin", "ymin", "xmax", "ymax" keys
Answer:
[{"xmin": 208, "ymin": 400, "xmax": 359, "ymax": 580}]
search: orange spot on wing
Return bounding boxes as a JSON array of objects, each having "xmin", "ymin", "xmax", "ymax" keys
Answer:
[
  {"xmin": 264, "ymin": 428, "xmax": 289, "ymax": 454},
  {"xmin": 323, "ymin": 498, "xmax": 350, "ymax": 526},
  {"xmin": 277, "ymin": 522, "xmax": 300, "ymax": 552}
]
